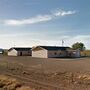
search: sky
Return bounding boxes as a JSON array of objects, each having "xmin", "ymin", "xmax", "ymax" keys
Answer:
[{"xmin": 0, "ymin": 0, "xmax": 90, "ymax": 49}]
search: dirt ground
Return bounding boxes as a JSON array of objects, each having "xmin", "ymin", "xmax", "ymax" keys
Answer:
[{"xmin": 0, "ymin": 56, "xmax": 90, "ymax": 90}]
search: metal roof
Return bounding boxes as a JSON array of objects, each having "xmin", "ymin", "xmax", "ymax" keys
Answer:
[
  {"xmin": 39, "ymin": 46, "xmax": 70, "ymax": 51},
  {"xmin": 9, "ymin": 47, "xmax": 31, "ymax": 51}
]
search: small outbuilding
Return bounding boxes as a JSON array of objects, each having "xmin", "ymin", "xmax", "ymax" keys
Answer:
[
  {"xmin": 8, "ymin": 47, "xmax": 32, "ymax": 56},
  {"xmin": 32, "ymin": 46, "xmax": 70, "ymax": 58},
  {"xmin": 0, "ymin": 48, "xmax": 4, "ymax": 54},
  {"xmin": 67, "ymin": 49, "xmax": 81, "ymax": 58}
]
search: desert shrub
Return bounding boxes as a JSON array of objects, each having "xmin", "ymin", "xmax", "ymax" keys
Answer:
[
  {"xmin": 0, "ymin": 75, "xmax": 35, "ymax": 90},
  {"xmin": 17, "ymin": 86, "xmax": 35, "ymax": 90}
]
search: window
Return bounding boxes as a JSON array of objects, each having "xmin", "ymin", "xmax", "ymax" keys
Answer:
[
  {"xmin": 28, "ymin": 51, "xmax": 31, "ymax": 53},
  {"xmin": 20, "ymin": 52, "xmax": 22, "ymax": 56},
  {"xmin": 59, "ymin": 52, "xmax": 62, "ymax": 55},
  {"xmin": 54, "ymin": 52, "xmax": 57, "ymax": 55}
]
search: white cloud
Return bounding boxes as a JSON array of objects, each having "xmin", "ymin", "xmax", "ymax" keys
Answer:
[
  {"xmin": 53, "ymin": 10, "xmax": 76, "ymax": 16},
  {"xmin": 32, "ymin": 35, "xmax": 90, "ymax": 49},
  {"xmin": 4, "ymin": 15, "xmax": 52, "ymax": 26},
  {"xmin": 0, "ymin": 34, "xmax": 89, "ymax": 49},
  {"xmin": 2, "ymin": 9, "xmax": 76, "ymax": 26},
  {"xmin": 63, "ymin": 35, "xmax": 90, "ymax": 49}
]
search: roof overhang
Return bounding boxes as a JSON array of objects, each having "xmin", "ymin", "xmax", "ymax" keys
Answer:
[{"xmin": 32, "ymin": 46, "xmax": 47, "ymax": 51}]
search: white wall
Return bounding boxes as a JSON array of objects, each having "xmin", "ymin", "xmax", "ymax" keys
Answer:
[
  {"xmin": 8, "ymin": 49, "xmax": 31, "ymax": 56},
  {"xmin": 73, "ymin": 50, "xmax": 81, "ymax": 58},
  {"xmin": 18, "ymin": 51, "xmax": 31, "ymax": 56},
  {"xmin": 32, "ymin": 50, "xmax": 67, "ymax": 58},
  {"xmin": 8, "ymin": 49, "xmax": 17, "ymax": 56},
  {"xmin": 32, "ymin": 49, "xmax": 48, "ymax": 58},
  {"xmin": 48, "ymin": 50, "xmax": 67, "ymax": 58},
  {"xmin": 67, "ymin": 50, "xmax": 81, "ymax": 58}
]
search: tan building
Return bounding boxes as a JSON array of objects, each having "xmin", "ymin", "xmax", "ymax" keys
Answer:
[
  {"xmin": 32, "ymin": 46, "xmax": 81, "ymax": 58},
  {"xmin": 32, "ymin": 46, "xmax": 70, "ymax": 58},
  {"xmin": 8, "ymin": 47, "xmax": 31, "ymax": 56}
]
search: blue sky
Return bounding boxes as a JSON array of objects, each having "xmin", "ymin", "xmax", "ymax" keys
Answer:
[{"xmin": 0, "ymin": 0, "xmax": 90, "ymax": 49}]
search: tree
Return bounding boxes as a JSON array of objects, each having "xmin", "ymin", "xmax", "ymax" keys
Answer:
[{"xmin": 72, "ymin": 42, "xmax": 85, "ymax": 51}]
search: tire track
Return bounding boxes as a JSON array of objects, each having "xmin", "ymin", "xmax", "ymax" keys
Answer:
[{"xmin": 4, "ymin": 72, "xmax": 66, "ymax": 90}]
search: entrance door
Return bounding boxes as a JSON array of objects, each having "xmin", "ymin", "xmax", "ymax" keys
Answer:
[{"xmin": 20, "ymin": 52, "xmax": 22, "ymax": 56}]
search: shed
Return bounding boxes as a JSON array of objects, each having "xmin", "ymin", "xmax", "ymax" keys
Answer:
[
  {"xmin": 67, "ymin": 49, "xmax": 81, "ymax": 58},
  {"xmin": 8, "ymin": 47, "xmax": 32, "ymax": 56}
]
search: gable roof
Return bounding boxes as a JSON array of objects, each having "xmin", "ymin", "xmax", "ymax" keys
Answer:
[
  {"xmin": 0, "ymin": 48, "xmax": 3, "ymax": 51},
  {"xmin": 0, "ymin": 48, "xmax": 3, "ymax": 53},
  {"xmin": 32, "ymin": 46, "xmax": 70, "ymax": 51},
  {"xmin": 8, "ymin": 47, "xmax": 31, "ymax": 51}
]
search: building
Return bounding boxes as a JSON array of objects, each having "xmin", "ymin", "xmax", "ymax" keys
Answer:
[
  {"xmin": 67, "ymin": 49, "xmax": 81, "ymax": 58},
  {"xmin": 32, "ymin": 46, "xmax": 70, "ymax": 58},
  {"xmin": 0, "ymin": 49, "xmax": 3, "ymax": 54},
  {"xmin": 8, "ymin": 47, "xmax": 32, "ymax": 56},
  {"xmin": 32, "ymin": 46, "xmax": 81, "ymax": 58}
]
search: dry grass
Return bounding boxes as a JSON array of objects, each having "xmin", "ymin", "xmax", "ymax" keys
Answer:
[
  {"xmin": 17, "ymin": 86, "xmax": 35, "ymax": 90},
  {"xmin": 81, "ymin": 50, "xmax": 90, "ymax": 57},
  {"xmin": 0, "ymin": 75, "xmax": 34, "ymax": 90}
]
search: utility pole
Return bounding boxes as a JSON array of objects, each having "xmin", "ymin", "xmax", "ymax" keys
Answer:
[
  {"xmin": 13, "ymin": 41, "xmax": 16, "ymax": 47},
  {"xmin": 62, "ymin": 40, "xmax": 64, "ymax": 47}
]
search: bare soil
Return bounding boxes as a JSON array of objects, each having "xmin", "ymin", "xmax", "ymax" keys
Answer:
[{"xmin": 0, "ymin": 56, "xmax": 90, "ymax": 90}]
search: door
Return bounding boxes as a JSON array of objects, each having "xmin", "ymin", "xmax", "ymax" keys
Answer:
[{"xmin": 20, "ymin": 52, "xmax": 22, "ymax": 56}]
